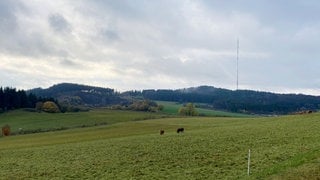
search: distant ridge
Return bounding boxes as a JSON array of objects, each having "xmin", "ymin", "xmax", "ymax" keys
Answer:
[
  {"xmin": 29, "ymin": 83, "xmax": 115, "ymax": 97},
  {"xmin": 138, "ymin": 85, "xmax": 320, "ymax": 114},
  {"xmin": 28, "ymin": 83, "xmax": 125, "ymax": 107},
  {"xmin": 28, "ymin": 83, "xmax": 320, "ymax": 114}
]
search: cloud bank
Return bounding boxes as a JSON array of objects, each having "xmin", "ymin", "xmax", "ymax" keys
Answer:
[{"xmin": 0, "ymin": 0, "xmax": 319, "ymax": 95}]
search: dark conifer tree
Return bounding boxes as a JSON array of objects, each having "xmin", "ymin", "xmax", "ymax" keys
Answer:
[
  {"xmin": 0, "ymin": 87, "xmax": 44, "ymax": 112},
  {"xmin": 0, "ymin": 87, "xmax": 3, "ymax": 110}
]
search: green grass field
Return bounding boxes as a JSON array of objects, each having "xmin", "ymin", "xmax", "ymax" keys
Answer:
[
  {"xmin": 157, "ymin": 101, "xmax": 252, "ymax": 117},
  {"xmin": 0, "ymin": 109, "xmax": 169, "ymax": 135},
  {"xmin": 1, "ymin": 109, "xmax": 320, "ymax": 179}
]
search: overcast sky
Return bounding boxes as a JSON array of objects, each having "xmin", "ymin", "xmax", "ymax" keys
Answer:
[{"xmin": 1, "ymin": 0, "xmax": 320, "ymax": 95}]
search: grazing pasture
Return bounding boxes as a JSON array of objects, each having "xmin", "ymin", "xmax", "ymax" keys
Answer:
[
  {"xmin": 0, "ymin": 111, "xmax": 320, "ymax": 179},
  {"xmin": 0, "ymin": 109, "xmax": 168, "ymax": 135}
]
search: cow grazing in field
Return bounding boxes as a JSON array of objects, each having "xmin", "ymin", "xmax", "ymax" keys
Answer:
[
  {"xmin": 160, "ymin": 129, "xmax": 165, "ymax": 135},
  {"xmin": 295, "ymin": 110, "xmax": 314, "ymax": 115},
  {"xmin": 177, "ymin": 128, "xmax": 184, "ymax": 133},
  {"xmin": 2, "ymin": 125, "xmax": 10, "ymax": 136}
]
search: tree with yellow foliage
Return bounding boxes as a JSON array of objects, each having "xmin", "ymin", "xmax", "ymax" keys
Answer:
[
  {"xmin": 178, "ymin": 103, "xmax": 198, "ymax": 116},
  {"xmin": 42, "ymin": 101, "xmax": 60, "ymax": 113}
]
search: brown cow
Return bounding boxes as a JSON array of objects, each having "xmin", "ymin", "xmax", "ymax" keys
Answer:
[{"xmin": 2, "ymin": 125, "xmax": 10, "ymax": 136}]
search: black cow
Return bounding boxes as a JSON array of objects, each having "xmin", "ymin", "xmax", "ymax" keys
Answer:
[
  {"xmin": 160, "ymin": 129, "xmax": 165, "ymax": 135},
  {"xmin": 177, "ymin": 128, "xmax": 184, "ymax": 133}
]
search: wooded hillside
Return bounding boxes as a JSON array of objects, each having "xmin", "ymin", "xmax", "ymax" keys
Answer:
[{"xmin": 28, "ymin": 83, "xmax": 320, "ymax": 114}]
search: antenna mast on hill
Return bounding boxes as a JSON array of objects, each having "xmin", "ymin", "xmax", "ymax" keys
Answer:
[{"xmin": 237, "ymin": 38, "xmax": 239, "ymax": 90}]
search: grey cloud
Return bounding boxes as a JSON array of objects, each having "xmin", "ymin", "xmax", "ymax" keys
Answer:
[
  {"xmin": 1, "ymin": 0, "xmax": 320, "ymax": 94},
  {"xmin": 0, "ymin": 1, "xmax": 24, "ymax": 43},
  {"xmin": 0, "ymin": 3, "xmax": 71, "ymax": 59},
  {"xmin": 48, "ymin": 13, "xmax": 71, "ymax": 33},
  {"xmin": 0, "ymin": 1, "xmax": 35, "ymax": 55},
  {"xmin": 103, "ymin": 30, "xmax": 120, "ymax": 41},
  {"xmin": 1, "ymin": 29, "xmax": 67, "ymax": 58},
  {"xmin": 89, "ymin": 0, "xmax": 151, "ymax": 20},
  {"xmin": 98, "ymin": 29, "xmax": 121, "ymax": 44},
  {"xmin": 0, "ymin": 1, "xmax": 25, "ymax": 33},
  {"xmin": 59, "ymin": 59, "xmax": 82, "ymax": 68},
  {"xmin": 202, "ymin": 0, "xmax": 319, "ymax": 26},
  {"xmin": 128, "ymin": 55, "xmax": 235, "ymax": 87}
]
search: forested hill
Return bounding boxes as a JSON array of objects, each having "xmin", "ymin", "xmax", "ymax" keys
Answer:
[
  {"xmin": 29, "ymin": 83, "xmax": 320, "ymax": 114},
  {"xmin": 137, "ymin": 86, "xmax": 320, "ymax": 114},
  {"xmin": 28, "ymin": 83, "xmax": 125, "ymax": 107}
]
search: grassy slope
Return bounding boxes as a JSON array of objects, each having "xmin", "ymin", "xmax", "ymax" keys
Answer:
[
  {"xmin": 1, "ymin": 112, "xmax": 320, "ymax": 179},
  {"xmin": 157, "ymin": 101, "xmax": 251, "ymax": 117},
  {"xmin": 0, "ymin": 109, "xmax": 168, "ymax": 134}
]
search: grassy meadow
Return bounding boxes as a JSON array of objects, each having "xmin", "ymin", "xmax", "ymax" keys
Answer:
[
  {"xmin": 0, "ymin": 109, "xmax": 320, "ymax": 179},
  {"xmin": 157, "ymin": 101, "xmax": 252, "ymax": 117},
  {"xmin": 0, "ymin": 109, "xmax": 168, "ymax": 135}
]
